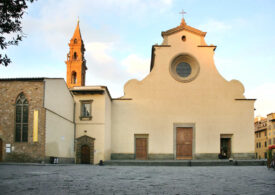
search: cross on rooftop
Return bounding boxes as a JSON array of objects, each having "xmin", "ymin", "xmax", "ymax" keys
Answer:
[{"xmin": 179, "ymin": 9, "xmax": 187, "ymax": 18}]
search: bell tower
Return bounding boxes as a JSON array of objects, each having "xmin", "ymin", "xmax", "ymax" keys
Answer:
[{"xmin": 66, "ymin": 20, "xmax": 87, "ymax": 88}]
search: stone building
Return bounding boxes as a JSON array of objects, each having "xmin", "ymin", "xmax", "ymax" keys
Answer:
[
  {"xmin": 254, "ymin": 117, "xmax": 267, "ymax": 159},
  {"xmin": 0, "ymin": 17, "xmax": 256, "ymax": 164},
  {"xmin": 267, "ymin": 113, "xmax": 275, "ymax": 149},
  {"xmin": 254, "ymin": 113, "xmax": 275, "ymax": 159},
  {"xmin": 0, "ymin": 78, "xmax": 75, "ymax": 163},
  {"xmin": 66, "ymin": 18, "xmax": 255, "ymax": 163}
]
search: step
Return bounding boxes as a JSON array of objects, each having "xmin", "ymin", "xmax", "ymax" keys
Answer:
[{"xmin": 104, "ymin": 160, "xmax": 266, "ymax": 166}]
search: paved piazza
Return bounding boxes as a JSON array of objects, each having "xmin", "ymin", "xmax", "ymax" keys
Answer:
[{"xmin": 0, "ymin": 165, "xmax": 274, "ymax": 194}]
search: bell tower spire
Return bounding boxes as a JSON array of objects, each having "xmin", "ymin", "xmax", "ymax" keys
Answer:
[{"xmin": 66, "ymin": 19, "xmax": 87, "ymax": 88}]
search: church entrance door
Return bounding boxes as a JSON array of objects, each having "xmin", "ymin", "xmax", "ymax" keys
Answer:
[
  {"xmin": 176, "ymin": 127, "xmax": 193, "ymax": 159},
  {"xmin": 81, "ymin": 145, "xmax": 90, "ymax": 164},
  {"xmin": 135, "ymin": 138, "xmax": 148, "ymax": 160},
  {"xmin": 220, "ymin": 138, "xmax": 231, "ymax": 159},
  {"xmin": 0, "ymin": 138, "xmax": 2, "ymax": 161}
]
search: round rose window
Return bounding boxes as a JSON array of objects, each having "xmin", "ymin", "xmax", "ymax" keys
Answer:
[
  {"xmin": 176, "ymin": 62, "xmax": 191, "ymax": 77},
  {"xmin": 170, "ymin": 54, "xmax": 200, "ymax": 83}
]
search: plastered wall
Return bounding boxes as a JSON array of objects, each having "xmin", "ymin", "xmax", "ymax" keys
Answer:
[{"xmin": 111, "ymin": 24, "xmax": 255, "ymax": 158}]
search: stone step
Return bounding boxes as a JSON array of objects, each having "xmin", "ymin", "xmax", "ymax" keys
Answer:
[{"xmin": 104, "ymin": 160, "xmax": 266, "ymax": 166}]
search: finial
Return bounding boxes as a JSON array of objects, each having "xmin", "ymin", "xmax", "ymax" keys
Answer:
[
  {"xmin": 179, "ymin": 9, "xmax": 187, "ymax": 19},
  {"xmin": 179, "ymin": 9, "xmax": 187, "ymax": 26},
  {"xmin": 77, "ymin": 16, "xmax": 79, "ymax": 24}
]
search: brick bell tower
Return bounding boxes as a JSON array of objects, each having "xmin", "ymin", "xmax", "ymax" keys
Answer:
[{"xmin": 66, "ymin": 20, "xmax": 87, "ymax": 88}]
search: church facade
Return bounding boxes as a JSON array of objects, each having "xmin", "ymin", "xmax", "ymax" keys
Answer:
[{"xmin": 0, "ymin": 18, "xmax": 255, "ymax": 164}]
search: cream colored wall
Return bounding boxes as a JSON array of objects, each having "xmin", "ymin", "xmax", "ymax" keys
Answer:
[
  {"xmin": 111, "ymin": 27, "xmax": 255, "ymax": 157},
  {"xmin": 74, "ymin": 92, "xmax": 111, "ymax": 163},
  {"xmin": 44, "ymin": 79, "xmax": 74, "ymax": 121},
  {"xmin": 104, "ymin": 92, "xmax": 112, "ymax": 160},
  {"xmin": 44, "ymin": 79, "xmax": 75, "ymax": 158},
  {"xmin": 45, "ymin": 110, "xmax": 74, "ymax": 158}
]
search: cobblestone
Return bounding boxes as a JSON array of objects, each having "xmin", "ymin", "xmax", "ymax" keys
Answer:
[{"xmin": 0, "ymin": 165, "xmax": 274, "ymax": 194}]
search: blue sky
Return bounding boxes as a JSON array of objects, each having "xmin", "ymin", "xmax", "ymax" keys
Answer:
[{"xmin": 0, "ymin": 0, "xmax": 274, "ymax": 117}]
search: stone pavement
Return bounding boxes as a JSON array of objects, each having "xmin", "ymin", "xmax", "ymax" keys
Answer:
[{"xmin": 0, "ymin": 165, "xmax": 274, "ymax": 195}]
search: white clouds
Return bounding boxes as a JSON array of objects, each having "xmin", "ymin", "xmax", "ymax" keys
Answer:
[
  {"xmin": 86, "ymin": 42, "xmax": 114, "ymax": 64},
  {"xmin": 199, "ymin": 19, "xmax": 232, "ymax": 33},
  {"xmin": 245, "ymin": 83, "xmax": 275, "ymax": 116},
  {"xmin": 121, "ymin": 54, "xmax": 150, "ymax": 79}
]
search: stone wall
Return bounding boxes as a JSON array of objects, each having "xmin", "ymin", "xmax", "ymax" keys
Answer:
[{"xmin": 0, "ymin": 80, "xmax": 46, "ymax": 162}]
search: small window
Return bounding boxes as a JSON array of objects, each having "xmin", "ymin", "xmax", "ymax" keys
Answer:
[
  {"xmin": 269, "ymin": 139, "xmax": 271, "ymax": 145},
  {"xmin": 80, "ymin": 100, "xmax": 93, "ymax": 120},
  {"xmin": 15, "ymin": 93, "xmax": 28, "ymax": 142},
  {"xmin": 265, "ymin": 152, "xmax": 267, "ymax": 159},
  {"xmin": 73, "ymin": 52, "xmax": 78, "ymax": 60},
  {"xmin": 181, "ymin": 35, "xmax": 186, "ymax": 41},
  {"xmin": 259, "ymin": 132, "xmax": 261, "ymax": 137},
  {"xmin": 71, "ymin": 71, "xmax": 77, "ymax": 84},
  {"xmin": 259, "ymin": 142, "xmax": 261, "ymax": 148},
  {"xmin": 265, "ymin": 141, "xmax": 267, "ymax": 147},
  {"xmin": 74, "ymin": 39, "xmax": 77, "ymax": 44}
]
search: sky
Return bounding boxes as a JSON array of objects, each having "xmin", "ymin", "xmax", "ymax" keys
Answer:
[{"xmin": 0, "ymin": 0, "xmax": 274, "ymax": 117}]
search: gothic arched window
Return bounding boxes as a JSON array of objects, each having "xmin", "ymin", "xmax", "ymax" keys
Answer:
[
  {"xmin": 73, "ymin": 52, "xmax": 78, "ymax": 60},
  {"xmin": 15, "ymin": 93, "xmax": 28, "ymax": 142},
  {"xmin": 74, "ymin": 39, "xmax": 77, "ymax": 44},
  {"xmin": 72, "ymin": 71, "xmax": 77, "ymax": 84}
]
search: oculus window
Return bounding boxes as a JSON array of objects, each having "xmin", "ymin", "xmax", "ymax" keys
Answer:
[
  {"xmin": 176, "ymin": 62, "xmax": 191, "ymax": 77},
  {"xmin": 170, "ymin": 54, "xmax": 200, "ymax": 83}
]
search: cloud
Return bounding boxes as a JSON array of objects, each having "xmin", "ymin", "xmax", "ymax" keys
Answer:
[
  {"xmin": 199, "ymin": 19, "xmax": 232, "ymax": 33},
  {"xmin": 86, "ymin": 42, "xmax": 114, "ymax": 64},
  {"xmin": 121, "ymin": 54, "xmax": 150, "ymax": 79},
  {"xmin": 245, "ymin": 83, "xmax": 275, "ymax": 116}
]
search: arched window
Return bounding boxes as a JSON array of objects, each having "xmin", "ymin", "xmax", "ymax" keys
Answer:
[
  {"xmin": 72, "ymin": 71, "xmax": 77, "ymax": 84},
  {"xmin": 74, "ymin": 39, "xmax": 77, "ymax": 44},
  {"xmin": 73, "ymin": 52, "xmax": 77, "ymax": 60},
  {"xmin": 15, "ymin": 93, "xmax": 28, "ymax": 142}
]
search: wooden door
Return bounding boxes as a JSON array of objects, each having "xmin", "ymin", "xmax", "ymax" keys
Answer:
[
  {"xmin": 135, "ymin": 138, "xmax": 148, "ymax": 160},
  {"xmin": 221, "ymin": 138, "xmax": 231, "ymax": 158},
  {"xmin": 176, "ymin": 127, "xmax": 193, "ymax": 159},
  {"xmin": 0, "ymin": 139, "xmax": 2, "ymax": 161},
  {"xmin": 81, "ymin": 145, "xmax": 90, "ymax": 164}
]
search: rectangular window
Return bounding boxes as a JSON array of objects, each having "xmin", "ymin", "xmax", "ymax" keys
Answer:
[
  {"xmin": 259, "ymin": 142, "xmax": 261, "ymax": 148},
  {"xmin": 80, "ymin": 100, "xmax": 93, "ymax": 120},
  {"xmin": 273, "ymin": 138, "xmax": 275, "ymax": 144},
  {"xmin": 265, "ymin": 141, "xmax": 267, "ymax": 147},
  {"xmin": 265, "ymin": 131, "xmax": 267, "ymax": 136},
  {"xmin": 269, "ymin": 139, "xmax": 271, "ymax": 145},
  {"xmin": 265, "ymin": 152, "xmax": 267, "ymax": 159}
]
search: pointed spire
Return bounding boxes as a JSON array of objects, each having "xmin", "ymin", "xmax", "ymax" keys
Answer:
[
  {"xmin": 72, "ymin": 18, "xmax": 82, "ymax": 40},
  {"xmin": 180, "ymin": 18, "xmax": 186, "ymax": 26}
]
